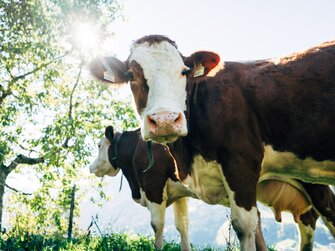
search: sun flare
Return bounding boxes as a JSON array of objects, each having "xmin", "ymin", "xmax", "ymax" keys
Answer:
[{"xmin": 73, "ymin": 22, "xmax": 99, "ymax": 51}]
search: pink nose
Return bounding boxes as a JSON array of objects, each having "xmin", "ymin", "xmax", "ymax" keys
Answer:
[{"xmin": 146, "ymin": 111, "xmax": 183, "ymax": 133}]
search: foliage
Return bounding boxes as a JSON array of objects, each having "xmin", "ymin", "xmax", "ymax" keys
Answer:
[
  {"xmin": 0, "ymin": 232, "xmax": 249, "ymax": 251},
  {"xmin": 267, "ymin": 246, "xmax": 277, "ymax": 251},
  {"xmin": 0, "ymin": 0, "xmax": 138, "ymax": 235}
]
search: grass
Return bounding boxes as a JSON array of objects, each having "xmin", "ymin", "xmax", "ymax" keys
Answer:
[
  {"xmin": 0, "ymin": 232, "xmax": 277, "ymax": 250},
  {"xmin": 0, "ymin": 232, "xmax": 225, "ymax": 251}
]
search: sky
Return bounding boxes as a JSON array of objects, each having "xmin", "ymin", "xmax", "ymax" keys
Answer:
[{"xmin": 110, "ymin": 0, "xmax": 335, "ymax": 61}]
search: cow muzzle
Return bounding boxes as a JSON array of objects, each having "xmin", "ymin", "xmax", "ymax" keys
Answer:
[
  {"xmin": 144, "ymin": 111, "xmax": 188, "ymax": 143},
  {"xmin": 89, "ymin": 159, "xmax": 120, "ymax": 177}
]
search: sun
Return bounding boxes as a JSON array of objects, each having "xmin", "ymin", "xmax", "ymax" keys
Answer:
[{"xmin": 73, "ymin": 22, "xmax": 99, "ymax": 51}]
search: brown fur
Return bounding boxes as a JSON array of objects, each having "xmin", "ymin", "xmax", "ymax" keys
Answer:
[
  {"xmin": 179, "ymin": 41, "xmax": 335, "ymax": 209},
  {"xmin": 127, "ymin": 60, "xmax": 149, "ymax": 114},
  {"xmin": 89, "ymin": 36, "xmax": 335, "ymax": 249},
  {"xmin": 134, "ymin": 35, "xmax": 178, "ymax": 49},
  {"xmin": 300, "ymin": 182, "xmax": 335, "ymax": 229},
  {"xmin": 107, "ymin": 128, "xmax": 180, "ymax": 204},
  {"xmin": 106, "ymin": 127, "xmax": 334, "ymax": 249}
]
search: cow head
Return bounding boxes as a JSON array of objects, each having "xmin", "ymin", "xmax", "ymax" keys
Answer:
[
  {"xmin": 90, "ymin": 35, "xmax": 220, "ymax": 143},
  {"xmin": 90, "ymin": 126, "xmax": 120, "ymax": 177}
]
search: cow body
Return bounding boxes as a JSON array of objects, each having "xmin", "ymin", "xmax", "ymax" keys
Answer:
[
  {"xmin": 90, "ymin": 126, "xmax": 195, "ymax": 251},
  {"xmin": 89, "ymin": 36, "xmax": 335, "ymax": 250},
  {"xmin": 90, "ymin": 127, "xmax": 335, "ymax": 251},
  {"xmin": 173, "ymin": 41, "xmax": 335, "ymax": 250},
  {"xmin": 169, "ymin": 136, "xmax": 335, "ymax": 251}
]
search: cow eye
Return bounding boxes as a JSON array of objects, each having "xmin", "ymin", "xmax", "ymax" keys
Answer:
[
  {"xmin": 182, "ymin": 67, "xmax": 190, "ymax": 76},
  {"xmin": 124, "ymin": 71, "xmax": 135, "ymax": 80}
]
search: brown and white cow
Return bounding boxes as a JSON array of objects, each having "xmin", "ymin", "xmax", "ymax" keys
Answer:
[
  {"xmin": 90, "ymin": 126, "xmax": 196, "ymax": 251},
  {"xmin": 168, "ymin": 134, "xmax": 335, "ymax": 251},
  {"xmin": 89, "ymin": 36, "xmax": 335, "ymax": 250},
  {"xmin": 90, "ymin": 126, "xmax": 335, "ymax": 251}
]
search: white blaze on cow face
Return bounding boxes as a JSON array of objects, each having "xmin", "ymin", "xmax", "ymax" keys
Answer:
[
  {"xmin": 129, "ymin": 41, "xmax": 188, "ymax": 143},
  {"xmin": 89, "ymin": 137, "xmax": 120, "ymax": 177}
]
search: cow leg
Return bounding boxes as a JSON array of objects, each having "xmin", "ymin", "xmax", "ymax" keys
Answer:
[
  {"xmin": 320, "ymin": 216, "xmax": 335, "ymax": 238},
  {"xmin": 148, "ymin": 201, "xmax": 166, "ymax": 250},
  {"xmin": 172, "ymin": 197, "xmax": 191, "ymax": 251},
  {"xmin": 229, "ymin": 198, "xmax": 259, "ymax": 251},
  {"xmin": 255, "ymin": 210, "xmax": 268, "ymax": 251},
  {"xmin": 301, "ymin": 182, "xmax": 335, "ymax": 237},
  {"xmin": 220, "ymin": 155, "xmax": 265, "ymax": 251},
  {"xmin": 221, "ymin": 177, "xmax": 260, "ymax": 251},
  {"xmin": 298, "ymin": 209, "xmax": 318, "ymax": 251}
]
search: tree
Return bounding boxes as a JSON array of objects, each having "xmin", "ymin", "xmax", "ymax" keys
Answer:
[{"xmin": 0, "ymin": 0, "xmax": 137, "ymax": 234}]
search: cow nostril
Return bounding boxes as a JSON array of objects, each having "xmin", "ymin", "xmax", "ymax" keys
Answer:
[
  {"xmin": 147, "ymin": 115, "xmax": 158, "ymax": 129},
  {"xmin": 174, "ymin": 112, "xmax": 183, "ymax": 125},
  {"xmin": 150, "ymin": 117, "xmax": 157, "ymax": 125}
]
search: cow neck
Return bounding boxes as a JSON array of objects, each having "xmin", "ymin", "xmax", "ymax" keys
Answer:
[
  {"xmin": 143, "ymin": 141, "xmax": 154, "ymax": 172},
  {"xmin": 185, "ymin": 79, "xmax": 214, "ymax": 161},
  {"xmin": 186, "ymin": 80, "xmax": 200, "ymax": 124},
  {"xmin": 111, "ymin": 133, "xmax": 123, "ymax": 168}
]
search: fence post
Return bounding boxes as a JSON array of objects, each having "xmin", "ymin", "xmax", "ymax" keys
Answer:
[{"xmin": 68, "ymin": 184, "xmax": 76, "ymax": 241}]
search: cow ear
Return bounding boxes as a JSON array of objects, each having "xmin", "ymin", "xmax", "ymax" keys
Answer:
[
  {"xmin": 105, "ymin": 126, "xmax": 114, "ymax": 142},
  {"xmin": 184, "ymin": 51, "xmax": 220, "ymax": 78},
  {"xmin": 89, "ymin": 56, "xmax": 131, "ymax": 84}
]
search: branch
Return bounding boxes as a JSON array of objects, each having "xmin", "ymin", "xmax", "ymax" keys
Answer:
[
  {"xmin": 0, "ymin": 51, "xmax": 71, "ymax": 106},
  {"xmin": 0, "ymin": 53, "xmax": 79, "ymax": 177},
  {"xmin": 0, "ymin": 89, "xmax": 12, "ymax": 105},
  {"xmin": 62, "ymin": 63, "xmax": 83, "ymax": 149},
  {"xmin": 10, "ymin": 51, "xmax": 71, "ymax": 83},
  {"xmin": 0, "ymin": 179, "xmax": 32, "ymax": 195},
  {"xmin": 5, "ymin": 183, "xmax": 32, "ymax": 196},
  {"xmin": 5, "ymin": 154, "xmax": 44, "ymax": 174},
  {"xmin": 69, "ymin": 64, "xmax": 83, "ymax": 120}
]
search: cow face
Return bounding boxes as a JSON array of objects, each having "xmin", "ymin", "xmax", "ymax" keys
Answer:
[
  {"xmin": 90, "ymin": 35, "xmax": 220, "ymax": 143},
  {"xmin": 89, "ymin": 126, "xmax": 120, "ymax": 177}
]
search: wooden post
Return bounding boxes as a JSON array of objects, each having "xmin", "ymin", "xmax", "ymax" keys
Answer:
[
  {"xmin": 0, "ymin": 176, "xmax": 5, "ymax": 231},
  {"xmin": 67, "ymin": 185, "xmax": 76, "ymax": 241}
]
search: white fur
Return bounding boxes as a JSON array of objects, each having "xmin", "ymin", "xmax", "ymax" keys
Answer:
[
  {"xmin": 184, "ymin": 154, "xmax": 258, "ymax": 250},
  {"xmin": 262, "ymin": 145, "xmax": 335, "ymax": 185},
  {"xmin": 129, "ymin": 41, "xmax": 188, "ymax": 139},
  {"xmin": 221, "ymin": 175, "xmax": 258, "ymax": 251},
  {"xmin": 140, "ymin": 180, "xmax": 194, "ymax": 251},
  {"xmin": 135, "ymin": 188, "xmax": 149, "ymax": 207},
  {"xmin": 183, "ymin": 155, "xmax": 229, "ymax": 205},
  {"xmin": 172, "ymin": 197, "xmax": 192, "ymax": 251},
  {"xmin": 147, "ymin": 199, "xmax": 166, "ymax": 249},
  {"xmin": 320, "ymin": 215, "xmax": 335, "ymax": 237},
  {"xmin": 89, "ymin": 138, "xmax": 120, "ymax": 177},
  {"xmin": 297, "ymin": 222, "xmax": 315, "ymax": 251}
]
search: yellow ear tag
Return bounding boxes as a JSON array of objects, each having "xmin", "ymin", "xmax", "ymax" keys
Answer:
[
  {"xmin": 103, "ymin": 71, "xmax": 115, "ymax": 82},
  {"xmin": 193, "ymin": 63, "xmax": 205, "ymax": 78}
]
